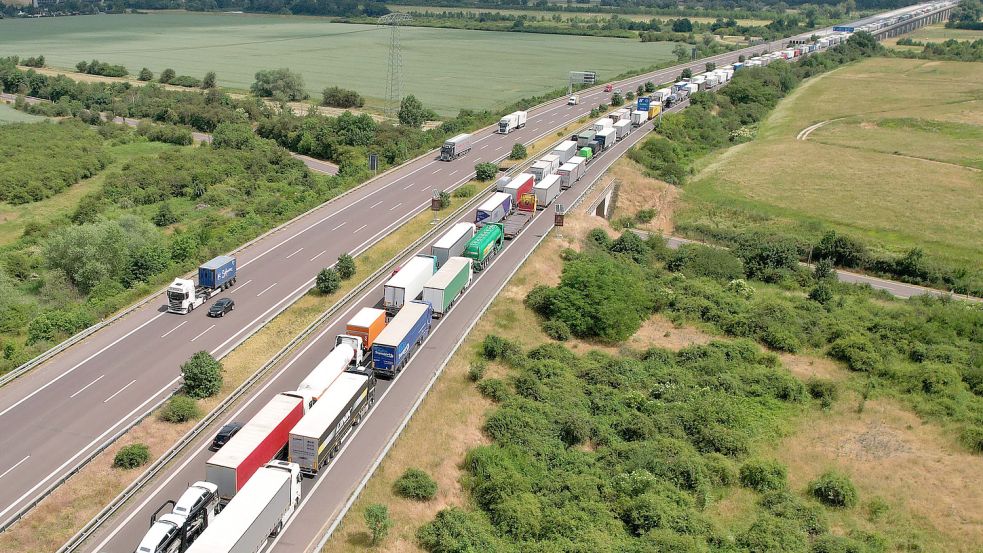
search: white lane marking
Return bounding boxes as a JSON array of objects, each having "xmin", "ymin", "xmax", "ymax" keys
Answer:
[
  {"xmin": 160, "ymin": 321, "xmax": 187, "ymax": 339},
  {"xmin": 256, "ymin": 282, "xmax": 277, "ymax": 297},
  {"xmin": 369, "ymin": 200, "xmax": 383, "ymax": 209},
  {"xmin": 331, "ymin": 222, "xmax": 347, "ymax": 231},
  {"xmin": 190, "ymin": 325, "xmax": 216, "ymax": 343},
  {"xmin": 403, "ymin": 182, "xmax": 415, "ymax": 190},
  {"xmin": 285, "ymin": 248, "xmax": 303, "ymax": 259},
  {"xmin": 104, "ymin": 380, "xmax": 137, "ymax": 404},
  {"xmin": 389, "ymin": 202, "xmax": 402, "ymax": 211},
  {"xmin": 353, "ymin": 224, "xmax": 367, "ymax": 233},
  {"xmin": 0, "ymin": 456, "xmax": 30, "ymax": 481},
  {"xmin": 0, "ymin": 378, "xmax": 179, "ymax": 523},
  {"xmin": 209, "ymin": 278, "xmax": 319, "ymax": 358},
  {"xmin": 432, "ymin": 168, "xmax": 442, "ymax": 174},
  {"xmin": 310, "ymin": 250, "xmax": 327, "ymax": 262},
  {"xmin": 449, "ymin": 170, "xmax": 459, "ymax": 176},
  {"xmin": 0, "ymin": 311, "xmax": 166, "ymax": 419},
  {"xmin": 230, "ymin": 278, "xmax": 252, "ymax": 293},
  {"xmin": 420, "ymin": 184, "xmax": 434, "ymax": 192},
  {"xmin": 69, "ymin": 375, "xmax": 105, "ymax": 399},
  {"xmin": 479, "ymin": 143, "xmax": 488, "ymax": 149}
]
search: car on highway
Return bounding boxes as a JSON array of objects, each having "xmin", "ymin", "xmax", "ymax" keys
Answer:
[
  {"xmin": 604, "ymin": 84, "xmax": 613, "ymax": 92},
  {"xmin": 207, "ymin": 297, "xmax": 234, "ymax": 318},
  {"xmin": 210, "ymin": 422, "xmax": 243, "ymax": 450}
]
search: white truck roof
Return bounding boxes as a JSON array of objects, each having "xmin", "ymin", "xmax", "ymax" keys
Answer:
[
  {"xmin": 535, "ymin": 174, "xmax": 561, "ymax": 190},
  {"xmin": 614, "ymin": 119, "xmax": 631, "ymax": 127},
  {"xmin": 434, "ymin": 222, "xmax": 474, "ymax": 250},
  {"xmin": 291, "ymin": 373, "xmax": 367, "ymax": 439},
  {"xmin": 186, "ymin": 467, "xmax": 289, "ymax": 552},
  {"xmin": 208, "ymin": 394, "xmax": 301, "ymax": 469},
  {"xmin": 506, "ymin": 173, "xmax": 534, "ymax": 191},
  {"xmin": 387, "ymin": 255, "xmax": 434, "ymax": 289},
  {"xmin": 349, "ymin": 307, "xmax": 385, "ymax": 329},
  {"xmin": 375, "ymin": 302, "xmax": 430, "ymax": 347},
  {"xmin": 596, "ymin": 128, "xmax": 615, "ymax": 137},
  {"xmin": 425, "ymin": 257, "xmax": 471, "ymax": 290},
  {"xmin": 478, "ymin": 192, "xmax": 511, "ymax": 212}
]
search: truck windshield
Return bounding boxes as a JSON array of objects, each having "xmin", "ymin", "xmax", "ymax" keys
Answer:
[{"xmin": 167, "ymin": 290, "xmax": 188, "ymax": 301}]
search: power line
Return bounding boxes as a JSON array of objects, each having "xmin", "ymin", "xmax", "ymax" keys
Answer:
[{"xmin": 379, "ymin": 12, "xmax": 412, "ymax": 119}]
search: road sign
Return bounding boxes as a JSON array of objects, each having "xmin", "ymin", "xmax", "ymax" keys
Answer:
[
  {"xmin": 636, "ymin": 97, "xmax": 651, "ymax": 112},
  {"xmin": 554, "ymin": 204, "xmax": 565, "ymax": 227},
  {"xmin": 431, "ymin": 189, "xmax": 442, "ymax": 212},
  {"xmin": 569, "ymin": 71, "xmax": 597, "ymax": 85},
  {"xmin": 368, "ymin": 153, "xmax": 378, "ymax": 172}
]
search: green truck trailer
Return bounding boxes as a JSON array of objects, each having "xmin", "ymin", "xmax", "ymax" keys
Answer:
[
  {"xmin": 421, "ymin": 257, "xmax": 473, "ymax": 317},
  {"xmin": 463, "ymin": 222, "xmax": 504, "ymax": 271}
]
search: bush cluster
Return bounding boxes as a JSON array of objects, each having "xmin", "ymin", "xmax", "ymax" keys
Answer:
[
  {"xmin": 113, "ymin": 443, "xmax": 150, "ymax": 469},
  {"xmin": 159, "ymin": 395, "xmax": 202, "ymax": 423},
  {"xmin": 76, "ymin": 59, "xmax": 128, "ymax": 77},
  {"xmin": 321, "ymin": 86, "xmax": 365, "ymax": 108},
  {"xmin": 394, "ymin": 468, "xmax": 438, "ymax": 501}
]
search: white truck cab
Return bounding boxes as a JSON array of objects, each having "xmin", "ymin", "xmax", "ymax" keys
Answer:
[
  {"xmin": 166, "ymin": 278, "xmax": 203, "ymax": 314},
  {"xmin": 136, "ymin": 513, "xmax": 186, "ymax": 553},
  {"xmin": 335, "ymin": 334, "xmax": 366, "ymax": 367},
  {"xmin": 567, "ymin": 95, "xmax": 580, "ymax": 105}
]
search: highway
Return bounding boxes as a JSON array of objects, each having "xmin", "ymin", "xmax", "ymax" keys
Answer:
[{"xmin": 0, "ymin": 3, "xmax": 936, "ymax": 538}]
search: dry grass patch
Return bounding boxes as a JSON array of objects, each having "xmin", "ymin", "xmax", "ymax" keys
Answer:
[{"xmin": 608, "ymin": 157, "xmax": 679, "ymax": 234}]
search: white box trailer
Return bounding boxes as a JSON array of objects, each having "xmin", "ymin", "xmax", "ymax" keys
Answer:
[
  {"xmin": 557, "ymin": 157, "xmax": 587, "ymax": 190},
  {"xmin": 596, "ymin": 128, "xmax": 616, "ymax": 149},
  {"xmin": 497, "ymin": 110, "xmax": 527, "ymax": 134},
  {"xmin": 289, "ymin": 372, "xmax": 375, "ymax": 474},
  {"xmin": 613, "ymin": 119, "xmax": 631, "ymax": 140},
  {"xmin": 296, "ymin": 342, "xmax": 357, "ymax": 406},
  {"xmin": 551, "ymin": 140, "xmax": 578, "ymax": 164},
  {"xmin": 530, "ymin": 155, "xmax": 559, "ymax": 182},
  {"xmin": 593, "ymin": 118, "xmax": 613, "ymax": 132},
  {"xmin": 533, "ymin": 174, "xmax": 561, "ymax": 208},
  {"xmin": 610, "ymin": 108, "xmax": 630, "ymax": 122},
  {"xmin": 631, "ymin": 110, "xmax": 649, "ymax": 126},
  {"xmin": 431, "ymin": 222, "xmax": 475, "ymax": 268},
  {"xmin": 384, "ymin": 254, "xmax": 436, "ymax": 314},
  {"xmin": 186, "ymin": 461, "xmax": 301, "ymax": 553},
  {"xmin": 653, "ymin": 88, "xmax": 672, "ymax": 104}
]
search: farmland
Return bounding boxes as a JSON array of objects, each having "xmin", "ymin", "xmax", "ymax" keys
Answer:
[
  {"xmin": 0, "ymin": 12, "xmax": 681, "ymax": 114},
  {"xmin": 883, "ymin": 22, "xmax": 983, "ymax": 49},
  {"xmin": 0, "ymin": 102, "xmax": 46, "ymax": 124},
  {"xmin": 678, "ymin": 57, "xmax": 983, "ymax": 281},
  {"xmin": 389, "ymin": 4, "xmax": 773, "ymax": 26}
]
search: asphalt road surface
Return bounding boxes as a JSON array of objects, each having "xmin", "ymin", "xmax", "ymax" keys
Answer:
[{"xmin": 0, "ymin": 4, "xmax": 932, "ymax": 535}]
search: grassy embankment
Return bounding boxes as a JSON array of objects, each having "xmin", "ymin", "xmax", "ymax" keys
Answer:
[
  {"xmin": 882, "ymin": 22, "xmax": 983, "ymax": 49},
  {"xmin": 0, "ymin": 102, "xmax": 47, "ymax": 124},
  {"xmin": 678, "ymin": 57, "xmax": 983, "ymax": 283}
]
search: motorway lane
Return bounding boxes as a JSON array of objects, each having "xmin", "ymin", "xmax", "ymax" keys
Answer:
[{"xmin": 1, "ymin": 5, "xmax": 927, "ymax": 532}]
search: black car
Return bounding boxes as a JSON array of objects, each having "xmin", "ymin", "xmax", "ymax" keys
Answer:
[
  {"xmin": 208, "ymin": 297, "xmax": 234, "ymax": 317},
  {"xmin": 210, "ymin": 422, "xmax": 243, "ymax": 450}
]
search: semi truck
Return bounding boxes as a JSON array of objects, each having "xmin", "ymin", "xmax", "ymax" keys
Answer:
[
  {"xmin": 495, "ymin": 176, "xmax": 510, "ymax": 192},
  {"xmin": 383, "ymin": 254, "xmax": 437, "ymax": 314},
  {"xmin": 475, "ymin": 192, "xmax": 513, "ymax": 227},
  {"xmin": 593, "ymin": 118, "xmax": 613, "ymax": 132},
  {"xmin": 422, "ymin": 257, "xmax": 472, "ymax": 317},
  {"xmin": 557, "ymin": 157, "xmax": 586, "ymax": 190},
  {"xmin": 205, "ymin": 392, "xmax": 306, "ymax": 501},
  {"xmin": 288, "ymin": 370, "xmax": 376, "ymax": 475},
  {"xmin": 614, "ymin": 119, "xmax": 631, "ymax": 140},
  {"xmin": 631, "ymin": 110, "xmax": 649, "ymax": 126},
  {"xmin": 431, "ymin": 221, "xmax": 476, "ymax": 268},
  {"xmin": 596, "ymin": 128, "xmax": 616, "ymax": 150},
  {"xmin": 576, "ymin": 130, "xmax": 595, "ymax": 148},
  {"xmin": 167, "ymin": 255, "xmax": 237, "ymax": 314},
  {"xmin": 529, "ymin": 155, "xmax": 559, "ymax": 183},
  {"xmin": 295, "ymin": 337, "xmax": 363, "ymax": 406},
  {"xmin": 578, "ymin": 147, "xmax": 593, "ymax": 161},
  {"xmin": 497, "ymin": 111, "xmax": 527, "ymax": 134},
  {"xmin": 551, "ymin": 140, "xmax": 578, "ymax": 164},
  {"xmin": 136, "ymin": 482, "xmax": 219, "ymax": 553},
  {"xmin": 440, "ymin": 133, "xmax": 472, "ymax": 161},
  {"xmin": 653, "ymin": 88, "xmax": 672, "ymax": 105},
  {"xmin": 345, "ymin": 307, "xmax": 387, "ymax": 353},
  {"xmin": 463, "ymin": 223, "xmax": 504, "ymax": 271},
  {"xmin": 503, "ymin": 193, "xmax": 537, "ymax": 240},
  {"xmin": 371, "ymin": 301, "xmax": 433, "ymax": 378},
  {"xmin": 185, "ymin": 461, "xmax": 301, "ymax": 553},
  {"xmin": 504, "ymin": 173, "xmax": 534, "ymax": 204},
  {"xmin": 533, "ymin": 174, "xmax": 561, "ymax": 208}
]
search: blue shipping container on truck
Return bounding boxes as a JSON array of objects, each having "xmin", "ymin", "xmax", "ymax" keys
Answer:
[
  {"xmin": 371, "ymin": 301, "xmax": 433, "ymax": 377},
  {"xmin": 199, "ymin": 255, "xmax": 237, "ymax": 289}
]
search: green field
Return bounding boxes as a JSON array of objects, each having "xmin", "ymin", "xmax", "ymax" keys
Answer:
[
  {"xmin": 883, "ymin": 23, "xmax": 983, "ymax": 48},
  {"xmin": 0, "ymin": 103, "xmax": 47, "ymax": 124},
  {"xmin": 389, "ymin": 4, "xmax": 772, "ymax": 26},
  {"xmin": 679, "ymin": 58, "xmax": 983, "ymax": 273},
  {"xmin": 0, "ymin": 12, "xmax": 680, "ymax": 114}
]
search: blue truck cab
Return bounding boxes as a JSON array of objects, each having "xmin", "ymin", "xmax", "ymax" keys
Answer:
[{"xmin": 371, "ymin": 301, "xmax": 433, "ymax": 378}]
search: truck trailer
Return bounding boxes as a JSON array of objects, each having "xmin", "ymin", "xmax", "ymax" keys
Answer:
[
  {"xmin": 288, "ymin": 370, "xmax": 376, "ymax": 475},
  {"xmin": 295, "ymin": 338, "xmax": 362, "ymax": 407},
  {"xmin": 166, "ymin": 255, "xmax": 237, "ymax": 314},
  {"xmin": 206, "ymin": 393, "xmax": 306, "ymax": 502},
  {"xmin": 596, "ymin": 128, "xmax": 616, "ymax": 150},
  {"xmin": 475, "ymin": 192, "xmax": 513, "ymax": 227},
  {"xmin": 497, "ymin": 110, "xmax": 527, "ymax": 134},
  {"xmin": 440, "ymin": 133, "xmax": 472, "ymax": 161},
  {"xmin": 593, "ymin": 118, "xmax": 613, "ymax": 132},
  {"xmin": 463, "ymin": 223, "xmax": 504, "ymax": 271},
  {"xmin": 576, "ymin": 130, "xmax": 595, "ymax": 148},
  {"xmin": 613, "ymin": 119, "xmax": 631, "ymax": 140},
  {"xmin": 504, "ymin": 173, "xmax": 535, "ymax": 203},
  {"xmin": 503, "ymin": 193, "xmax": 536, "ymax": 240},
  {"xmin": 383, "ymin": 254, "xmax": 437, "ymax": 314},
  {"xmin": 431, "ymin": 222, "xmax": 476, "ymax": 268},
  {"xmin": 186, "ymin": 461, "xmax": 301, "ymax": 553},
  {"xmin": 551, "ymin": 140, "xmax": 578, "ymax": 164},
  {"xmin": 557, "ymin": 157, "xmax": 586, "ymax": 190},
  {"xmin": 372, "ymin": 301, "xmax": 433, "ymax": 377},
  {"xmin": 529, "ymin": 155, "xmax": 559, "ymax": 183},
  {"xmin": 630, "ymin": 109, "xmax": 648, "ymax": 126},
  {"xmin": 345, "ymin": 307, "xmax": 387, "ymax": 353},
  {"xmin": 422, "ymin": 257, "xmax": 472, "ymax": 317},
  {"xmin": 533, "ymin": 174, "xmax": 561, "ymax": 208}
]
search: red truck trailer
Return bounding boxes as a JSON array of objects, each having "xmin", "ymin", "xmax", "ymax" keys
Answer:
[
  {"xmin": 503, "ymin": 173, "xmax": 534, "ymax": 204},
  {"xmin": 206, "ymin": 392, "xmax": 306, "ymax": 502}
]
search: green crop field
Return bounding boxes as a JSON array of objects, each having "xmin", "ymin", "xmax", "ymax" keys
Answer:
[
  {"xmin": 679, "ymin": 57, "xmax": 983, "ymax": 273},
  {"xmin": 883, "ymin": 22, "xmax": 983, "ymax": 48},
  {"xmin": 0, "ymin": 103, "xmax": 48, "ymax": 124},
  {"xmin": 389, "ymin": 4, "xmax": 772, "ymax": 26},
  {"xmin": 0, "ymin": 12, "xmax": 680, "ymax": 114}
]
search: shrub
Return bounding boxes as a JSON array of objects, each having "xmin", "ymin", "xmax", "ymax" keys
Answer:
[
  {"xmin": 806, "ymin": 378, "xmax": 838, "ymax": 409},
  {"xmin": 251, "ymin": 68, "xmax": 308, "ymax": 100},
  {"xmin": 477, "ymin": 378, "xmax": 509, "ymax": 402},
  {"xmin": 959, "ymin": 426, "xmax": 983, "ymax": 454},
  {"xmin": 181, "ymin": 351, "xmax": 223, "ymax": 399},
  {"xmin": 509, "ymin": 143, "xmax": 527, "ymax": 160},
  {"xmin": 316, "ymin": 268, "xmax": 341, "ymax": 294},
  {"xmin": 138, "ymin": 67, "xmax": 153, "ymax": 81},
  {"xmin": 453, "ymin": 184, "xmax": 476, "ymax": 198},
  {"xmin": 809, "ymin": 471, "xmax": 859, "ymax": 508},
  {"xmin": 113, "ymin": 443, "xmax": 150, "ymax": 469},
  {"xmin": 202, "ymin": 71, "xmax": 217, "ymax": 89},
  {"xmin": 467, "ymin": 360, "xmax": 487, "ymax": 382},
  {"xmin": 542, "ymin": 319, "xmax": 571, "ymax": 341},
  {"xmin": 417, "ymin": 508, "xmax": 501, "ymax": 552},
  {"xmin": 152, "ymin": 202, "xmax": 179, "ymax": 227},
  {"xmin": 475, "ymin": 162, "xmax": 498, "ymax": 181},
  {"xmin": 828, "ymin": 335, "xmax": 880, "ymax": 372},
  {"xmin": 739, "ymin": 459, "xmax": 787, "ymax": 492},
  {"xmin": 169, "ymin": 75, "xmax": 202, "ymax": 88},
  {"xmin": 437, "ymin": 191, "xmax": 451, "ymax": 210},
  {"xmin": 809, "ymin": 281, "xmax": 834, "ymax": 305},
  {"xmin": 364, "ymin": 504, "xmax": 392, "ymax": 545},
  {"xmin": 159, "ymin": 395, "xmax": 202, "ymax": 423},
  {"xmin": 635, "ymin": 208, "xmax": 657, "ymax": 223},
  {"xmin": 668, "ymin": 244, "xmax": 744, "ymax": 281},
  {"xmin": 737, "ymin": 516, "xmax": 809, "ymax": 553},
  {"xmin": 336, "ymin": 253, "xmax": 356, "ymax": 280},
  {"xmin": 321, "ymin": 86, "xmax": 365, "ymax": 108},
  {"xmin": 394, "ymin": 468, "xmax": 438, "ymax": 501},
  {"xmin": 159, "ymin": 68, "xmax": 176, "ymax": 83}
]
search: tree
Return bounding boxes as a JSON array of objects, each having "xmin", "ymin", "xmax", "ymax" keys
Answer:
[
  {"xmin": 316, "ymin": 267, "xmax": 341, "ymax": 295},
  {"xmin": 681, "ymin": 68, "xmax": 693, "ymax": 79},
  {"xmin": 673, "ymin": 44, "xmax": 690, "ymax": 62},
  {"xmin": 397, "ymin": 94, "xmax": 428, "ymax": 128},
  {"xmin": 250, "ymin": 68, "xmax": 308, "ymax": 101},
  {"xmin": 814, "ymin": 258, "xmax": 834, "ymax": 281},
  {"xmin": 336, "ymin": 253, "xmax": 356, "ymax": 280},
  {"xmin": 322, "ymin": 86, "xmax": 365, "ymax": 108},
  {"xmin": 475, "ymin": 162, "xmax": 498, "ymax": 181},
  {"xmin": 626, "ymin": 91, "xmax": 635, "ymax": 101},
  {"xmin": 644, "ymin": 81, "xmax": 656, "ymax": 93},
  {"xmin": 364, "ymin": 504, "xmax": 392, "ymax": 545},
  {"xmin": 949, "ymin": 0, "xmax": 983, "ymax": 27},
  {"xmin": 138, "ymin": 67, "xmax": 153, "ymax": 81},
  {"xmin": 705, "ymin": 62, "xmax": 717, "ymax": 72},
  {"xmin": 202, "ymin": 71, "xmax": 217, "ymax": 89},
  {"xmin": 181, "ymin": 351, "xmax": 223, "ymax": 399},
  {"xmin": 610, "ymin": 92, "xmax": 624, "ymax": 106},
  {"xmin": 159, "ymin": 68, "xmax": 176, "ymax": 84},
  {"xmin": 211, "ymin": 122, "xmax": 256, "ymax": 150},
  {"xmin": 509, "ymin": 143, "xmax": 527, "ymax": 160},
  {"xmin": 672, "ymin": 18, "xmax": 693, "ymax": 32},
  {"xmin": 153, "ymin": 202, "xmax": 179, "ymax": 227}
]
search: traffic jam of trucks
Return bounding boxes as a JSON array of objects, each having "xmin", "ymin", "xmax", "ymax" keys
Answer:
[{"xmin": 134, "ymin": 25, "xmax": 892, "ymax": 550}]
